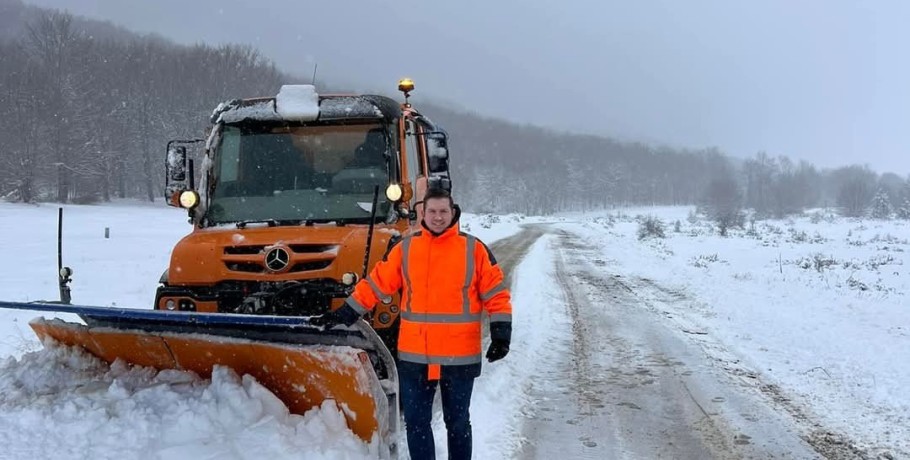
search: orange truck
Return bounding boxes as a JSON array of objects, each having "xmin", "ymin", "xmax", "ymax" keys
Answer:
[
  {"xmin": 0, "ymin": 80, "xmax": 451, "ymax": 457},
  {"xmin": 159, "ymin": 79, "xmax": 451, "ymax": 353}
]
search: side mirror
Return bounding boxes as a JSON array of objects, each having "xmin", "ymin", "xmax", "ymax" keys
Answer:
[
  {"xmin": 425, "ymin": 132, "xmax": 451, "ymax": 192},
  {"xmin": 426, "ymin": 133, "xmax": 449, "ymax": 174},
  {"xmin": 167, "ymin": 146, "xmax": 188, "ymax": 182},
  {"xmin": 164, "ymin": 139, "xmax": 204, "ymax": 207}
]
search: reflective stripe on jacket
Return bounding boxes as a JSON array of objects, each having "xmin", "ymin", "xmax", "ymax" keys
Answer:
[{"xmin": 346, "ymin": 223, "xmax": 512, "ymax": 372}]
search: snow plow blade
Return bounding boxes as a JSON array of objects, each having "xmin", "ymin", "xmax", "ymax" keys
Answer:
[{"xmin": 0, "ymin": 301, "xmax": 399, "ymax": 457}]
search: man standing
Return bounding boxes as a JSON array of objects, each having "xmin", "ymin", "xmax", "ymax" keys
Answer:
[{"xmin": 317, "ymin": 187, "xmax": 513, "ymax": 459}]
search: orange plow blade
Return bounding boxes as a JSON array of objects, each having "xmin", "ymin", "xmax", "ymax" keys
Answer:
[{"xmin": 0, "ymin": 302, "xmax": 399, "ymax": 457}]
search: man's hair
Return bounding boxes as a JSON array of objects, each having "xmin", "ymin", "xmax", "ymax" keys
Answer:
[{"xmin": 423, "ymin": 187, "xmax": 454, "ymax": 208}]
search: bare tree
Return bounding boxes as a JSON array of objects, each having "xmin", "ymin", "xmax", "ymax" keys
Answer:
[
  {"xmin": 25, "ymin": 11, "xmax": 97, "ymax": 202},
  {"xmin": 700, "ymin": 158, "xmax": 742, "ymax": 236},
  {"xmin": 0, "ymin": 41, "xmax": 49, "ymax": 202},
  {"xmin": 743, "ymin": 152, "xmax": 777, "ymax": 216},
  {"xmin": 832, "ymin": 165, "xmax": 877, "ymax": 217}
]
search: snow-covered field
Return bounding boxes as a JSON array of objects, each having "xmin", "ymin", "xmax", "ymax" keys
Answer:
[
  {"xmin": 564, "ymin": 207, "xmax": 910, "ymax": 457},
  {"xmin": 0, "ymin": 201, "xmax": 907, "ymax": 458}
]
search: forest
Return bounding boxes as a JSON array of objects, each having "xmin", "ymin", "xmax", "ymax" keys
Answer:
[{"xmin": 1, "ymin": 0, "xmax": 908, "ymax": 221}]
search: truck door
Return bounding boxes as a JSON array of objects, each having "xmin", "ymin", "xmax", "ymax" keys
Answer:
[{"xmin": 403, "ymin": 118, "xmax": 426, "ymax": 206}]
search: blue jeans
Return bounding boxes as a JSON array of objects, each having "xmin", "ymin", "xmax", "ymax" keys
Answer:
[{"xmin": 398, "ymin": 362, "xmax": 476, "ymax": 460}]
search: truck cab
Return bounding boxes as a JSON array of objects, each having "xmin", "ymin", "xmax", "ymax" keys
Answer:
[{"xmin": 158, "ymin": 82, "xmax": 451, "ymax": 351}]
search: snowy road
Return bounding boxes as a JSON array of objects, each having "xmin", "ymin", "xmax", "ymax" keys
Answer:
[{"xmin": 503, "ymin": 226, "xmax": 851, "ymax": 459}]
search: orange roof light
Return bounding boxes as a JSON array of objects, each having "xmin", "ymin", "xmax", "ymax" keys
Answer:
[{"xmin": 398, "ymin": 78, "xmax": 415, "ymax": 94}]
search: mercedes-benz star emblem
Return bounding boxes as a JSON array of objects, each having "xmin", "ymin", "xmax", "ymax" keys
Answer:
[{"xmin": 264, "ymin": 247, "xmax": 291, "ymax": 272}]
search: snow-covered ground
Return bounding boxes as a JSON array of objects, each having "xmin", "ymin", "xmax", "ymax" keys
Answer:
[
  {"xmin": 1, "ymin": 201, "xmax": 907, "ymax": 458},
  {"xmin": 562, "ymin": 207, "xmax": 910, "ymax": 457},
  {"xmin": 0, "ymin": 201, "xmax": 534, "ymax": 459}
]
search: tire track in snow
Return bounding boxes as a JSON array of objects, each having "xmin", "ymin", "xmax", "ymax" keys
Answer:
[
  {"xmin": 489, "ymin": 224, "xmax": 549, "ymax": 286},
  {"xmin": 626, "ymin": 276, "xmax": 876, "ymax": 460},
  {"xmin": 514, "ymin": 228, "xmax": 822, "ymax": 459}
]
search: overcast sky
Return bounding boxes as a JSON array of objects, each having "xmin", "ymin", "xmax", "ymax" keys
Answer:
[{"xmin": 23, "ymin": 0, "xmax": 910, "ymax": 174}]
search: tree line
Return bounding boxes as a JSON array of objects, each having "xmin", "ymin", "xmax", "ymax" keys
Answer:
[
  {"xmin": 1, "ymin": 4, "xmax": 908, "ymax": 221},
  {"xmin": 431, "ymin": 105, "xmax": 910, "ymax": 220},
  {"xmin": 0, "ymin": 6, "xmax": 283, "ymax": 203}
]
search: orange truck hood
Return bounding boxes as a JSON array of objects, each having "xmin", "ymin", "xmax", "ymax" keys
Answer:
[{"xmin": 168, "ymin": 224, "xmax": 401, "ymax": 285}]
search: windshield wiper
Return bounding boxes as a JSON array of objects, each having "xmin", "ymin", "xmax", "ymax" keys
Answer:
[
  {"xmin": 230, "ymin": 217, "xmax": 384, "ymax": 228},
  {"xmin": 234, "ymin": 219, "xmax": 303, "ymax": 228}
]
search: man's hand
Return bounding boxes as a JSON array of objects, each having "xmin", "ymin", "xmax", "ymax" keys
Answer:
[
  {"xmin": 308, "ymin": 303, "xmax": 363, "ymax": 330},
  {"xmin": 485, "ymin": 339, "xmax": 510, "ymax": 362},
  {"xmin": 307, "ymin": 312, "xmax": 341, "ymax": 330}
]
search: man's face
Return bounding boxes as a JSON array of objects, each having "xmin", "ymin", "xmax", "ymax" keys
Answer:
[{"xmin": 424, "ymin": 197, "xmax": 454, "ymax": 233}]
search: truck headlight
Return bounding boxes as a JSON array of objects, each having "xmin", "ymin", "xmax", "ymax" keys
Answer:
[
  {"xmin": 386, "ymin": 184, "xmax": 403, "ymax": 201},
  {"xmin": 179, "ymin": 191, "xmax": 199, "ymax": 209}
]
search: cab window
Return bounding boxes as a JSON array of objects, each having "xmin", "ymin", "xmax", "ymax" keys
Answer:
[{"xmin": 404, "ymin": 119, "xmax": 423, "ymax": 184}]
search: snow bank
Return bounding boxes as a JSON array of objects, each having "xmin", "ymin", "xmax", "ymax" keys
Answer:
[{"xmin": 0, "ymin": 340, "xmax": 377, "ymax": 459}]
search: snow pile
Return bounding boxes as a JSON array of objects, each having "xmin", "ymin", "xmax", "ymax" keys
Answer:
[
  {"xmin": 275, "ymin": 84, "xmax": 320, "ymax": 121},
  {"xmin": 211, "ymin": 85, "xmax": 321, "ymax": 124},
  {"xmin": 0, "ymin": 339, "xmax": 377, "ymax": 460}
]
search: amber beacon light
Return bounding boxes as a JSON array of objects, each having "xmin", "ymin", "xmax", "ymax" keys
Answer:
[{"xmin": 398, "ymin": 78, "xmax": 415, "ymax": 94}]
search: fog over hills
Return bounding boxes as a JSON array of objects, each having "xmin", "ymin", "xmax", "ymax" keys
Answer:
[{"xmin": 17, "ymin": 0, "xmax": 910, "ymax": 175}]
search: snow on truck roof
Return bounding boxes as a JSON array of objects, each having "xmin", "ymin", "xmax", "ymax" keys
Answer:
[{"xmin": 211, "ymin": 84, "xmax": 402, "ymax": 125}]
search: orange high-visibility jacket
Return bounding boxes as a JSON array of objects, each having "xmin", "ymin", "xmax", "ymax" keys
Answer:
[{"xmin": 344, "ymin": 223, "xmax": 512, "ymax": 376}]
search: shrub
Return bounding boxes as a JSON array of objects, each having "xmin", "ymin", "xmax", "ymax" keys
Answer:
[
  {"xmin": 870, "ymin": 233, "xmax": 908, "ymax": 245},
  {"xmin": 846, "ymin": 275, "xmax": 869, "ymax": 291},
  {"xmin": 809, "ymin": 232, "xmax": 827, "ymax": 244},
  {"xmin": 793, "ymin": 253, "xmax": 838, "ymax": 272},
  {"xmin": 811, "ymin": 254, "xmax": 838, "ymax": 272},
  {"xmin": 691, "ymin": 253, "xmax": 720, "ymax": 268},
  {"xmin": 864, "ymin": 254, "xmax": 896, "ymax": 270},
  {"xmin": 637, "ymin": 216, "xmax": 666, "ymax": 240},
  {"xmin": 788, "ymin": 228, "xmax": 808, "ymax": 243},
  {"xmin": 592, "ymin": 215, "xmax": 615, "ymax": 228},
  {"xmin": 480, "ymin": 214, "xmax": 500, "ymax": 229}
]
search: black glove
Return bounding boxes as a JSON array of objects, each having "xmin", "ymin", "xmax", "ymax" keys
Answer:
[
  {"xmin": 308, "ymin": 312, "xmax": 341, "ymax": 330},
  {"xmin": 487, "ymin": 321, "xmax": 512, "ymax": 362},
  {"xmin": 486, "ymin": 339, "xmax": 510, "ymax": 362},
  {"xmin": 308, "ymin": 303, "xmax": 362, "ymax": 329}
]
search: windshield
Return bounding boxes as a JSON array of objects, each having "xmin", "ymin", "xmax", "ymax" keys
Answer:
[{"xmin": 205, "ymin": 122, "xmax": 394, "ymax": 225}]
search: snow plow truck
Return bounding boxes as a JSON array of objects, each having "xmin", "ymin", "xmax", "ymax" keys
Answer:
[{"xmin": 0, "ymin": 80, "xmax": 453, "ymax": 458}]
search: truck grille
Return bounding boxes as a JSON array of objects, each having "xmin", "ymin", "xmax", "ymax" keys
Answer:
[
  {"xmin": 224, "ymin": 244, "xmax": 336, "ymax": 255},
  {"xmin": 223, "ymin": 244, "xmax": 337, "ymax": 274}
]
